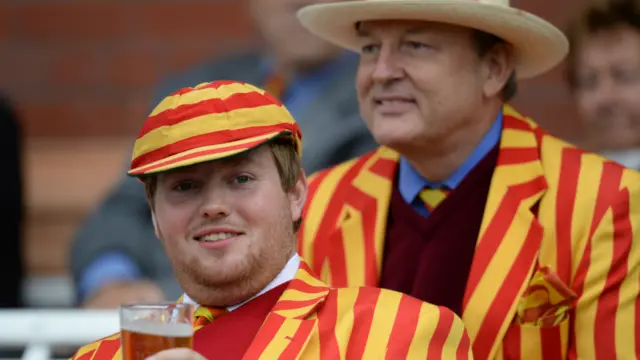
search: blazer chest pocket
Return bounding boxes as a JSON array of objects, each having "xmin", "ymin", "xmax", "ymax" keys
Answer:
[{"xmin": 503, "ymin": 267, "xmax": 576, "ymax": 359}]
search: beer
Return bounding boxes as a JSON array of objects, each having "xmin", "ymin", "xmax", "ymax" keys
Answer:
[
  {"xmin": 121, "ymin": 321, "xmax": 193, "ymax": 360},
  {"xmin": 119, "ymin": 303, "xmax": 194, "ymax": 360}
]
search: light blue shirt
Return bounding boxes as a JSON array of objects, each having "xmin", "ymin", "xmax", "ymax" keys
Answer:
[
  {"xmin": 78, "ymin": 52, "xmax": 358, "ymax": 302},
  {"xmin": 398, "ymin": 111, "xmax": 503, "ymax": 217}
]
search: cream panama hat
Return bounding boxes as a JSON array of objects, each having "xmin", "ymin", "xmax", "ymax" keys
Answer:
[{"xmin": 297, "ymin": 0, "xmax": 569, "ymax": 79}]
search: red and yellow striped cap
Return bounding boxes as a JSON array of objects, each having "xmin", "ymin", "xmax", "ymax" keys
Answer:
[{"xmin": 128, "ymin": 80, "xmax": 302, "ymax": 177}]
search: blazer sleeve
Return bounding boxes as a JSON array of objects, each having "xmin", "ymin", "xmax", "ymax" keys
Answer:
[{"xmin": 570, "ymin": 165, "xmax": 640, "ymax": 359}]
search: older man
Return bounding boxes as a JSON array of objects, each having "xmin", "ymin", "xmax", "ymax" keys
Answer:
[
  {"xmin": 70, "ymin": 80, "xmax": 472, "ymax": 360},
  {"xmin": 295, "ymin": 0, "xmax": 640, "ymax": 359}
]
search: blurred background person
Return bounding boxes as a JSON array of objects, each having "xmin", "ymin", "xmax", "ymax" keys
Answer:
[
  {"xmin": 69, "ymin": 0, "xmax": 378, "ymax": 309},
  {"xmin": 566, "ymin": 0, "xmax": 640, "ymax": 168}
]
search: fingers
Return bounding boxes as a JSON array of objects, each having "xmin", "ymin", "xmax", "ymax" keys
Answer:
[{"xmin": 145, "ymin": 348, "xmax": 206, "ymax": 360}]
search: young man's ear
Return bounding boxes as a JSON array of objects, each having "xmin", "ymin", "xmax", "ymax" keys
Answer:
[{"xmin": 289, "ymin": 170, "xmax": 308, "ymax": 223}]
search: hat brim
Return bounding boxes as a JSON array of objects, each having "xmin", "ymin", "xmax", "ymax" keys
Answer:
[
  {"xmin": 128, "ymin": 130, "xmax": 295, "ymax": 178},
  {"xmin": 297, "ymin": 0, "xmax": 569, "ymax": 79}
]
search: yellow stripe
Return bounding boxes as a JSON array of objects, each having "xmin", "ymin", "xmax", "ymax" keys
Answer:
[
  {"xmin": 334, "ymin": 289, "xmax": 359, "ymax": 359},
  {"xmin": 441, "ymin": 313, "xmax": 466, "ymax": 360},
  {"xmin": 134, "ymin": 104, "xmax": 295, "ymax": 158},
  {"xmin": 518, "ymin": 325, "xmax": 543, "ymax": 360},
  {"xmin": 258, "ymin": 319, "xmax": 302, "ymax": 359},
  {"xmin": 338, "ymin": 204, "xmax": 366, "ymax": 286},
  {"xmin": 149, "ymin": 82, "xmax": 266, "ymax": 117},
  {"xmin": 362, "ymin": 290, "xmax": 401, "ymax": 358},
  {"xmin": 575, "ymin": 209, "xmax": 613, "ymax": 357},
  {"xmin": 302, "ymin": 161, "xmax": 354, "ymax": 266},
  {"xmin": 406, "ymin": 304, "xmax": 439, "ymax": 358},
  {"xmin": 131, "ymin": 132, "xmax": 278, "ymax": 173},
  {"xmin": 352, "ymin": 153, "xmax": 396, "ymax": 275},
  {"xmin": 501, "ymin": 128, "xmax": 538, "ymax": 148},
  {"xmin": 464, "ymin": 204, "xmax": 538, "ymax": 339},
  {"xmin": 615, "ymin": 170, "xmax": 640, "ymax": 359},
  {"xmin": 570, "ymin": 154, "xmax": 601, "ymax": 279}
]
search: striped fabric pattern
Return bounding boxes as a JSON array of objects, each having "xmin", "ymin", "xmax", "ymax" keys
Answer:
[
  {"xmin": 69, "ymin": 259, "xmax": 473, "ymax": 359},
  {"xmin": 298, "ymin": 104, "xmax": 640, "ymax": 360},
  {"xmin": 128, "ymin": 80, "xmax": 302, "ymax": 176}
]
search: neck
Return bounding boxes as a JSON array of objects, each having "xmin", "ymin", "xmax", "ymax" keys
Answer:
[{"xmin": 403, "ymin": 104, "xmax": 501, "ymax": 182}]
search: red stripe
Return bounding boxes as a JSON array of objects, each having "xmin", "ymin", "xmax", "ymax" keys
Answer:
[
  {"xmin": 345, "ymin": 288, "xmax": 380, "ymax": 359},
  {"xmin": 284, "ymin": 278, "xmax": 329, "ymax": 294},
  {"xmin": 472, "ymin": 219, "xmax": 543, "ymax": 360},
  {"xmin": 426, "ymin": 307, "xmax": 454, "ymax": 360},
  {"xmin": 92, "ymin": 338, "xmax": 121, "ymax": 359},
  {"xmin": 503, "ymin": 114, "xmax": 532, "ymax": 131},
  {"xmin": 555, "ymin": 148, "xmax": 583, "ymax": 282},
  {"xmin": 273, "ymin": 297, "xmax": 326, "ymax": 312},
  {"xmin": 278, "ymin": 320, "xmax": 315, "ymax": 359},
  {"xmin": 131, "ymin": 123, "xmax": 297, "ymax": 171},
  {"xmin": 316, "ymin": 290, "xmax": 341, "ymax": 359},
  {"xmin": 540, "ymin": 325, "xmax": 564, "ymax": 360},
  {"xmin": 131, "ymin": 135, "xmax": 271, "ymax": 175},
  {"xmin": 74, "ymin": 350, "xmax": 94, "ymax": 360},
  {"xmin": 595, "ymin": 165, "xmax": 629, "ymax": 359},
  {"xmin": 501, "ymin": 325, "xmax": 521, "ymax": 360},
  {"xmin": 569, "ymin": 162, "xmax": 622, "ymax": 358},
  {"xmin": 243, "ymin": 313, "xmax": 286, "ymax": 358},
  {"xmin": 455, "ymin": 321, "xmax": 471, "ymax": 360},
  {"xmin": 312, "ymin": 152, "xmax": 375, "ymax": 286},
  {"xmin": 497, "ymin": 148, "xmax": 539, "ymax": 165},
  {"xmin": 385, "ymin": 295, "xmax": 422, "ymax": 359},
  {"xmin": 139, "ymin": 91, "xmax": 281, "ymax": 138},
  {"xmin": 368, "ymin": 156, "xmax": 397, "ymax": 178},
  {"xmin": 464, "ymin": 176, "xmax": 546, "ymax": 306}
]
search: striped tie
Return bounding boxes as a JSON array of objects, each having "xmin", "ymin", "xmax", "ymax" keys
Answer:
[
  {"xmin": 419, "ymin": 186, "xmax": 451, "ymax": 212},
  {"xmin": 193, "ymin": 306, "xmax": 227, "ymax": 331},
  {"xmin": 262, "ymin": 72, "xmax": 287, "ymax": 100}
]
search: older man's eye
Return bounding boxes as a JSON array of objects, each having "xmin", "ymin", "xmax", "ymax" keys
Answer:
[{"xmin": 235, "ymin": 175, "xmax": 251, "ymax": 184}]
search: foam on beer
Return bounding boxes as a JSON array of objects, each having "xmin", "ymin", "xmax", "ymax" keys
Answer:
[{"xmin": 121, "ymin": 319, "xmax": 193, "ymax": 337}]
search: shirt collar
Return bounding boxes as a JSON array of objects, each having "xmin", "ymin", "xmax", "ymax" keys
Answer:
[
  {"xmin": 398, "ymin": 110, "xmax": 503, "ymax": 204},
  {"xmin": 182, "ymin": 253, "xmax": 300, "ymax": 312}
]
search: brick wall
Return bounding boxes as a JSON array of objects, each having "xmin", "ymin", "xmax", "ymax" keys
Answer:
[
  {"xmin": 1, "ymin": 0, "xmax": 585, "ymax": 276},
  {"xmin": 1, "ymin": 0, "xmax": 583, "ymax": 139}
]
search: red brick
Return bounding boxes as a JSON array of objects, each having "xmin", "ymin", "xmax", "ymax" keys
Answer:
[
  {"xmin": 20, "ymin": 101, "xmax": 132, "ymax": 137},
  {"xmin": 102, "ymin": 47, "xmax": 162, "ymax": 87},
  {"xmin": 49, "ymin": 47, "xmax": 104, "ymax": 87},
  {"xmin": 0, "ymin": 3, "xmax": 12, "ymax": 38},
  {"xmin": 13, "ymin": 2, "xmax": 131, "ymax": 42},
  {"xmin": 137, "ymin": 2, "xmax": 253, "ymax": 41}
]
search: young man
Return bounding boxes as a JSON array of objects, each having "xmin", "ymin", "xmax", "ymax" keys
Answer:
[
  {"xmin": 71, "ymin": 0, "xmax": 378, "ymax": 309},
  {"xmin": 70, "ymin": 80, "xmax": 472, "ymax": 359},
  {"xmin": 295, "ymin": 0, "xmax": 640, "ymax": 359}
]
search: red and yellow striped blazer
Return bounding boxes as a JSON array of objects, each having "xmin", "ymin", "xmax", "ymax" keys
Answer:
[
  {"xmin": 298, "ymin": 105, "xmax": 640, "ymax": 360},
  {"xmin": 70, "ymin": 260, "xmax": 472, "ymax": 359}
]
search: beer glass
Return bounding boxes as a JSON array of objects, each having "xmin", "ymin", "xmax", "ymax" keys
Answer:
[{"xmin": 120, "ymin": 303, "xmax": 194, "ymax": 360}]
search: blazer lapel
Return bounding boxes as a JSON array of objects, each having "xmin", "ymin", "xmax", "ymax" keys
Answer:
[
  {"xmin": 327, "ymin": 146, "xmax": 399, "ymax": 287},
  {"xmin": 243, "ymin": 260, "xmax": 329, "ymax": 359},
  {"xmin": 462, "ymin": 105, "xmax": 547, "ymax": 360}
]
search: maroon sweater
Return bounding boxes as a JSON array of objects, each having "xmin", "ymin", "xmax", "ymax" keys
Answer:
[{"xmin": 379, "ymin": 145, "xmax": 499, "ymax": 316}]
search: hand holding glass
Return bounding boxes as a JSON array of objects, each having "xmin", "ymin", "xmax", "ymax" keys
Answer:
[{"xmin": 120, "ymin": 303, "xmax": 194, "ymax": 360}]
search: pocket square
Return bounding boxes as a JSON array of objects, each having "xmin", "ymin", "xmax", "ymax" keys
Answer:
[{"xmin": 516, "ymin": 266, "xmax": 577, "ymax": 327}]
